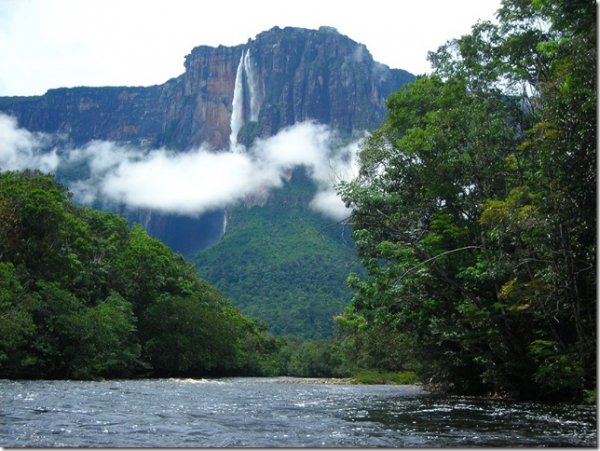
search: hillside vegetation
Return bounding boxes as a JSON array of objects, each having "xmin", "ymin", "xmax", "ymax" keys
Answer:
[
  {"xmin": 0, "ymin": 171, "xmax": 281, "ymax": 379},
  {"xmin": 193, "ymin": 169, "xmax": 363, "ymax": 339},
  {"xmin": 337, "ymin": 0, "xmax": 596, "ymax": 401}
]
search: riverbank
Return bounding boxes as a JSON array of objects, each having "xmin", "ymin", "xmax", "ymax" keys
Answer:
[
  {"xmin": 265, "ymin": 376, "xmax": 424, "ymax": 386},
  {"xmin": 250, "ymin": 370, "xmax": 420, "ymax": 386}
]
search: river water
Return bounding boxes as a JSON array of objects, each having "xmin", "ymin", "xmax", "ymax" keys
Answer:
[{"xmin": 0, "ymin": 377, "xmax": 596, "ymax": 448}]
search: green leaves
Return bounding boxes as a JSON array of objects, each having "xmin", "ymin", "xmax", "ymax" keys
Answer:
[
  {"xmin": 529, "ymin": 339, "xmax": 584, "ymax": 398},
  {"xmin": 340, "ymin": 0, "xmax": 596, "ymax": 401},
  {"xmin": 0, "ymin": 263, "xmax": 36, "ymax": 373},
  {"xmin": 69, "ymin": 292, "xmax": 142, "ymax": 379},
  {"xmin": 143, "ymin": 295, "xmax": 235, "ymax": 376},
  {"xmin": 193, "ymin": 171, "xmax": 363, "ymax": 339}
]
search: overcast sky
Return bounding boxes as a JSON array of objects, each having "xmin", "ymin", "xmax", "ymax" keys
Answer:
[{"xmin": 0, "ymin": 0, "xmax": 502, "ymax": 97}]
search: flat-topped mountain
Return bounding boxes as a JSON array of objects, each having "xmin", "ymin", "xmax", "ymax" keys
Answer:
[
  {"xmin": 0, "ymin": 26, "xmax": 415, "ymax": 338},
  {"xmin": 0, "ymin": 26, "xmax": 412, "ymax": 150}
]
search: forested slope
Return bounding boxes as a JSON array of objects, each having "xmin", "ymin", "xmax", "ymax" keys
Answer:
[
  {"xmin": 0, "ymin": 171, "xmax": 281, "ymax": 379},
  {"xmin": 193, "ymin": 169, "xmax": 363, "ymax": 339}
]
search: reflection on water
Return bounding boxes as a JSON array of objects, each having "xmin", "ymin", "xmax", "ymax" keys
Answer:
[{"xmin": 0, "ymin": 377, "xmax": 596, "ymax": 447}]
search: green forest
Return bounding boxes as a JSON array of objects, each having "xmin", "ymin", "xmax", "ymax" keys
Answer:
[
  {"xmin": 0, "ymin": 0, "xmax": 595, "ymax": 403},
  {"xmin": 336, "ymin": 0, "xmax": 596, "ymax": 401},
  {"xmin": 0, "ymin": 171, "xmax": 286, "ymax": 379},
  {"xmin": 0, "ymin": 171, "xmax": 355, "ymax": 381},
  {"xmin": 193, "ymin": 168, "xmax": 363, "ymax": 339}
]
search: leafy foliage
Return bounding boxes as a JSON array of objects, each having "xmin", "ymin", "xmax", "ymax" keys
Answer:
[
  {"xmin": 337, "ymin": 0, "xmax": 595, "ymax": 401},
  {"xmin": 0, "ymin": 170, "xmax": 281, "ymax": 379}
]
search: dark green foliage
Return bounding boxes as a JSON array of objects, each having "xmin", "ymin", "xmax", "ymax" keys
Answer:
[
  {"xmin": 0, "ymin": 170, "xmax": 281, "ymax": 379},
  {"xmin": 193, "ymin": 168, "xmax": 363, "ymax": 339},
  {"xmin": 338, "ymin": 0, "xmax": 596, "ymax": 402},
  {"xmin": 278, "ymin": 337, "xmax": 350, "ymax": 378},
  {"xmin": 0, "ymin": 263, "xmax": 36, "ymax": 374},
  {"xmin": 142, "ymin": 295, "xmax": 237, "ymax": 376}
]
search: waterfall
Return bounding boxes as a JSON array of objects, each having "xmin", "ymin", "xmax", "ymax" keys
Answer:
[
  {"xmin": 229, "ymin": 51, "xmax": 246, "ymax": 150},
  {"xmin": 229, "ymin": 48, "xmax": 261, "ymax": 151},
  {"xmin": 222, "ymin": 211, "xmax": 228, "ymax": 235},
  {"xmin": 243, "ymin": 50, "xmax": 260, "ymax": 122}
]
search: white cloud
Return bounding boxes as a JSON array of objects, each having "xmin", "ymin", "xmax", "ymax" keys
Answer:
[
  {"xmin": 307, "ymin": 136, "xmax": 362, "ymax": 220},
  {"xmin": 0, "ymin": 113, "xmax": 59, "ymax": 172},
  {"xmin": 254, "ymin": 121, "xmax": 335, "ymax": 182},
  {"xmin": 100, "ymin": 147, "xmax": 259, "ymax": 215},
  {"xmin": 68, "ymin": 140, "xmax": 139, "ymax": 174},
  {"xmin": 0, "ymin": 114, "xmax": 360, "ymax": 220},
  {"xmin": 64, "ymin": 140, "xmax": 142, "ymax": 204},
  {"xmin": 310, "ymin": 189, "xmax": 352, "ymax": 222},
  {"xmin": 94, "ymin": 122, "xmax": 360, "ymax": 218}
]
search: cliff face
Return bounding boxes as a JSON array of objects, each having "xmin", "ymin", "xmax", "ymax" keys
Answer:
[
  {"xmin": 240, "ymin": 26, "xmax": 411, "ymax": 141},
  {"xmin": 0, "ymin": 26, "xmax": 413, "ymax": 150}
]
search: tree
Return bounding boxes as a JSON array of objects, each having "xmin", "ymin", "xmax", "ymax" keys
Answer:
[
  {"xmin": 67, "ymin": 292, "xmax": 142, "ymax": 379},
  {"xmin": 338, "ymin": 0, "xmax": 596, "ymax": 400},
  {"xmin": 0, "ymin": 262, "xmax": 36, "ymax": 376},
  {"xmin": 142, "ymin": 294, "xmax": 239, "ymax": 376}
]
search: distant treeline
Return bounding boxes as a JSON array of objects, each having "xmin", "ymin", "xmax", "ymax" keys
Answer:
[{"xmin": 0, "ymin": 170, "xmax": 365, "ymax": 381}]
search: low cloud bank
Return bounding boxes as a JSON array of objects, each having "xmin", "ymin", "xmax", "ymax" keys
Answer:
[
  {"xmin": 0, "ymin": 114, "xmax": 60, "ymax": 173},
  {"xmin": 0, "ymin": 114, "xmax": 360, "ymax": 220}
]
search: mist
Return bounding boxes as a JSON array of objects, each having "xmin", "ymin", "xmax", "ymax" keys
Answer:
[
  {"xmin": 0, "ymin": 114, "xmax": 59, "ymax": 173},
  {"xmin": 0, "ymin": 114, "xmax": 360, "ymax": 221}
]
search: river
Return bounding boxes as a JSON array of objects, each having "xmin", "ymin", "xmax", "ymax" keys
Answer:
[{"xmin": 0, "ymin": 377, "xmax": 596, "ymax": 447}]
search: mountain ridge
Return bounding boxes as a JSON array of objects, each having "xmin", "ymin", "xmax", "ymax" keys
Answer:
[{"xmin": 0, "ymin": 25, "xmax": 413, "ymax": 150}]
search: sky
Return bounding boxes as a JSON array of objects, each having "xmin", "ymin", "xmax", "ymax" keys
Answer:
[{"xmin": 0, "ymin": 0, "xmax": 502, "ymax": 97}]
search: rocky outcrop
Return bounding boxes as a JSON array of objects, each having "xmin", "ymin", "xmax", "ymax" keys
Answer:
[
  {"xmin": 0, "ymin": 26, "xmax": 413, "ymax": 150},
  {"xmin": 239, "ymin": 26, "xmax": 412, "ymax": 142},
  {"xmin": 0, "ymin": 85, "xmax": 165, "ymax": 146}
]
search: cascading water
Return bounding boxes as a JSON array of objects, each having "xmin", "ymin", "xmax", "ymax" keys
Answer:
[
  {"xmin": 225, "ymin": 49, "xmax": 262, "ymax": 235},
  {"xmin": 222, "ymin": 212, "xmax": 228, "ymax": 236},
  {"xmin": 229, "ymin": 51, "xmax": 246, "ymax": 151},
  {"xmin": 229, "ymin": 49, "xmax": 261, "ymax": 151},
  {"xmin": 244, "ymin": 50, "xmax": 260, "ymax": 122}
]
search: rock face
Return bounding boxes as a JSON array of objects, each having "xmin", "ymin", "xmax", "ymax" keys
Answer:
[{"xmin": 0, "ymin": 26, "xmax": 413, "ymax": 150}]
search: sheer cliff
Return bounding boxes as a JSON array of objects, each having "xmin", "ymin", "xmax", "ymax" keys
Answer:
[{"xmin": 0, "ymin": 26, "xmax": 412, "ymax": 150}]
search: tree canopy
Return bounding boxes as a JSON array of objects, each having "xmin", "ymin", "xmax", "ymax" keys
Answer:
[
  {"xmin": 337, "ymin": 0, "xmax": 596, "ymax": 401},
  {"xmin": 0, "ymin": 170, "xmax": 281, "ymax": 379}
]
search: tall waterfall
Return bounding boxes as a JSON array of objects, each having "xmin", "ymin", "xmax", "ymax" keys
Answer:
[
  {"xmin": 244, "ymin": 50, "xmax": 260, "ymax": 122},
  {"xmin": 229, "ymin": 49, "xmax": 261, "ymax": 150},
  {"xmin": 229, "ymin": 51, "xmax": 246, "ymax": 150}
]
